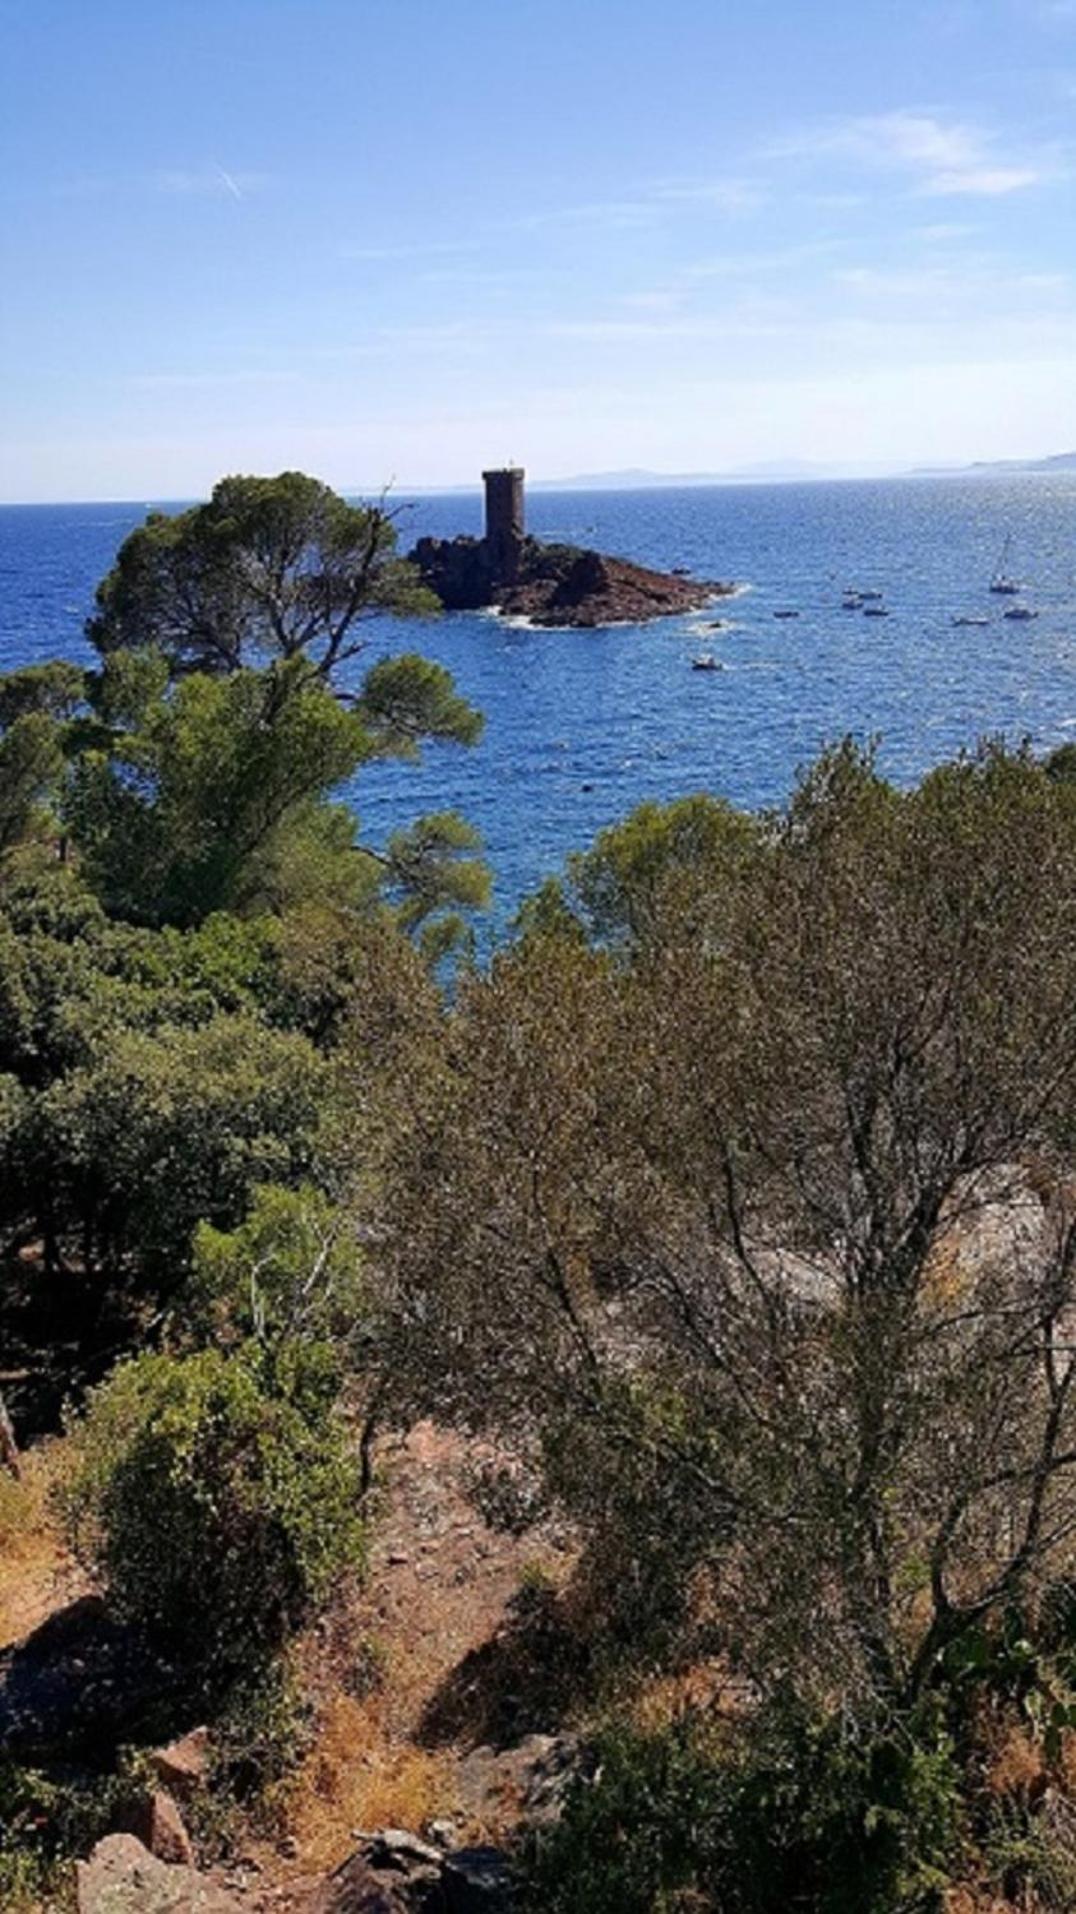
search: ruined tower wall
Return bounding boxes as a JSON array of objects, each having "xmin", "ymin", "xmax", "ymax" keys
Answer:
[{"xmin": 482, "ymin": 467, "xmax": 525, "ymax": 580}]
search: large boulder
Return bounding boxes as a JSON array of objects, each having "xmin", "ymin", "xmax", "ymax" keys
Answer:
[
  {"xmin": 454, "ymin": 1733, "xmax": 584, "ymax": 1829},
  {"xmin": 328, "ymin": 1830, "xmax": 515, "ymax": 1914},
  {"xmin": 76, "ymin": 1834, "xmax": 241, "ymax": 1914}
]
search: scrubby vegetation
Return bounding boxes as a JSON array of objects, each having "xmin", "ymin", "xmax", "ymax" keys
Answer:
[{"xmin": 5, "ymin": 472, "xmax": 1076, "ymax": 1910}]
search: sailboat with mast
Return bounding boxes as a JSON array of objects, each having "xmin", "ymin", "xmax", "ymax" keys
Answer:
[{"xmin": 989, "ymin": 534, "xmax": 1020, "ymax": 596}]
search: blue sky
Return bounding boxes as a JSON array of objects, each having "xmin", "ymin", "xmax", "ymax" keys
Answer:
[{"xmin": 1, "ymin": 0, "xmax": 1074, "ymax": 500}]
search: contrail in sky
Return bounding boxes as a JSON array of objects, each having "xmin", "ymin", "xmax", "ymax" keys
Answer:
[{"xmin": 213, "ymin": 164, "xmax": 244, "ymax": 202}]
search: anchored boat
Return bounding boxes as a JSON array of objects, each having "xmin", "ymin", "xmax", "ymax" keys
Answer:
[{"xmin": 989, "ymin": 535, "xmax": 1021, "ymax": 595}]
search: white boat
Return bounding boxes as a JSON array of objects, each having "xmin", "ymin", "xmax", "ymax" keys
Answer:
[
  {"xmin": 691, "ymin": 654, "xmax": 723, "ymax": 671},
  {"xmin": 860, "ymin": 588, "xmax": 884, "ymax": 601},
  {"xmin": 952, "ymin": 615, "xmax": 990, "ymax": 628},
  {"xmin": 842, "ymin": 594, "xmax": 863, "ymax": 609}
]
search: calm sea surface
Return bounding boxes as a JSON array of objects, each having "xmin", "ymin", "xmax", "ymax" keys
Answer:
[{"xmin": 2, "ymin": 476, "xmax": 1075, "ymax": 927}]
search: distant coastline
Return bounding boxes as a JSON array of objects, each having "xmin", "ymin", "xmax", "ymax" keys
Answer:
[
  {"xmin": 342, "ymin": 451, "xmax": 1076, "ymax": 498},
  {"xmin": 3, "ymin": 453, "xmax": 1075, "ymax": 511}
]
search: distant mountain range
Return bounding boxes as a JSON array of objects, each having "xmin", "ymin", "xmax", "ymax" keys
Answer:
[
  {"xmin": 914, "ymin": 450, "xmax": 1076, "ymax": 477},
  {"xmin": 348, "ymin": 452, "xmax": 1076, "ymax": 498},
  {"xmin": 967, "ymin": 450, "xmax": 1076, "ymax": 473},
  {"xmin": 528, "ymin": 459, "xmax": 895, "ymax": 490},
  {"xmin": 535, "ymin": 452, "xmax": 1076, "ymax": 487}
]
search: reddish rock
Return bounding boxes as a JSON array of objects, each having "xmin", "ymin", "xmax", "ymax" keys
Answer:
[
  {"xmin": 131, "ymin": 1788, "xmax": 195, "ymax": 1866},
  {"xmin": 411, "ymin": 531, "xmax": 730, "ymax": 630},
  {"xmin": 151, "ymin": 1726, "xmax": 210, "ymax": 1801}
]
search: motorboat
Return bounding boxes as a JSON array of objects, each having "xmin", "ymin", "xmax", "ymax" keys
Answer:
[
  {"xmin": 860, "ymin": 588, "xmax": 884, "ymax": 601},
  {"xmin": 952, "ymin": 614, "xmax": 990, "ymax": 628},
  {"xmin": 773, "ymin": 608, "xmax": 800, "ymax": 619},
  {"xmin": 1003, "ymin": 605, "xmax": 1037, "ymax": 621},
  {"xmin": 863, "ymin": 604, "xmax": 889, "ymax": 618},
  {"xmin": 691, "ymin": 654, "xmax": 723, "ymax": 671}
]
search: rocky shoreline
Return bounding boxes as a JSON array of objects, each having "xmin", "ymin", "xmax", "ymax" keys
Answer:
[{"xmin": 410, "ymin": 532, "xmax": 732, "ymax": 629}]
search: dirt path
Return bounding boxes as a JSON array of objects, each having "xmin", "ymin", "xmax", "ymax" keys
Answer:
[{"xmin": 278, "ymin": 1421, "xmax": 574, "ymax": 1874}]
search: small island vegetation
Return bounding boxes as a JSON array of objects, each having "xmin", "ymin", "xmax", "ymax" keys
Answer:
[{"xmin": 3, "ymin": 474, "xmax": 1076, "ymax": 1912}]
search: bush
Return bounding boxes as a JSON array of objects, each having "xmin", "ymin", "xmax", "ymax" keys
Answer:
[
  {"xmin": 523, "ymin": 1705, "xmax": 962, "ymax": 1914},
  {"xmin": 62, "ymin": 1346, "xmax": 364, "ymax": 1688},
  {"xmin": 0, "ymin": 1760, "xmax": 122, "ymax": 1909}
]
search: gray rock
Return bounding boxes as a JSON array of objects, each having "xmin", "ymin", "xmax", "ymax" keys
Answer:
[
  {"xmin": 365, "ymin": 1828, "xmax": 445, "ymax": 1872},
  {"xmin": 443, "ymin": 1846, "xmax": 514, "ymax": 1912},
  {"xmin": 455, "ymin": 1734, "xmax": 582, "ymax": 1828},
  {"xmin": 76, "ymin": 1833, "xmax": 241, "ymax": 1914}
]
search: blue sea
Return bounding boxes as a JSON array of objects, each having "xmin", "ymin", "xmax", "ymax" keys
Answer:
[{"xmin": 2, "ymin": 475, "xmax": 1075, "ymax": 926}]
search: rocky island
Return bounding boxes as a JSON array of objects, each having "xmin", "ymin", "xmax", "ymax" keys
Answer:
[{"xmin": 411, "ymin": 466, "xmax": 733, "ymax": 627}]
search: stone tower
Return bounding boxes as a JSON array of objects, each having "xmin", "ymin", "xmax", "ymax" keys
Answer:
[{"xmin": 482, "ymin": 466, "xmax": 525, "ymax": 580}]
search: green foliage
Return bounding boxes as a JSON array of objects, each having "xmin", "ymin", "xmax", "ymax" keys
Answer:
[
  {"xmin": 59, "ymin": 642, "xmax": 485, "ymax": 933},
  {"xmin": 0, "ymin": 1759, "xmax": 122, "ymax": 1907},
  {"xmin": 356, "ymin": 652, "xmax": 484, "ymax": 756},
  {"xmin": 87, "ymin": 471, "xmax": 436, "ymax": 681},
  {"xmin": 981, "ymin": 1797, "xmax": 1076, "ymax": 1910},
  {"xmin": 381, "ymin": 809, "xmax": 491, "ymax": 935},
  {"xmin": 67, "ymin": 654, "xmax": 376, "ymax": 926},
  {"xmin": 1044, "ymin": 740, "xmax": 1076, "ymax": 784},
  {"xmin": 62, "ymin": 1346, "xmax": 364, "ymax": 1685},
  {"xmin": 525, "ymin": 1708, "xmax": 962, "ymax": 1914},
  {"xmin": 189, "ymin": 1182, "xmax": 363, "ymax": 1350},
  {"xmin": 40, "ymin": 1013, "xmax": 329, "ymax": 1293},
  {"xmin": 209, "ymin": 1656, "xmax": 315, "ymax": 1807},
  {"xmin": 0, "ymin": 660, "xmax": 85, "ymax": 729},
  {"xmin": 0, "ymin": 476, "xmax": 488, "ymax": 944},
  {"xmin": 517, "ymin": 791, "xmax": 760, "ymax": 952},
  {"xmin": 381, "ymin": 738, "xmax": 1076, "ymax": 1717},
  {"xmin": 0, "ymin": 713, "xmax": 66, "ymax": 854},
  {"xmin": 0, "ymin": 854, "xmax": 437, "ymax": 1298}
]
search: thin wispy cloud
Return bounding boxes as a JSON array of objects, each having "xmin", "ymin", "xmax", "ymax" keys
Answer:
[
  {"xmin": 153, "ymin": 167, "xmax": 267, "ymax": 199},
  {"xmin": 213, "ymin": 164, "xmax": 244, "ymax": 202},
  {"xmin": 768, "ymin": 110, "xmax": 1052, "ymax": 196}
]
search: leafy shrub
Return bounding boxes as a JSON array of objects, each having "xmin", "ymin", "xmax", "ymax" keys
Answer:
[
  {"xmin": 0, "ymin": 1760, "xmax": 122, "ymax": 1909},
  {"xmin": 209, "ymin": 1656, "xmax": 314, "ymax": 1809},
  {"xmin": 188, "ymin": 1182, "xmax": 362, "ymax": 1351},
  {"xmin": 981, "ymin": 1796, "xmax": 1076, "ymax": 1911},
  {"xmin": 62, "ymin": 1346, "xmax": 364, "ymax": 1688},
  {"xmin": 524, "ymin": 1705, "xmax": 962, "ymax": 1914}
]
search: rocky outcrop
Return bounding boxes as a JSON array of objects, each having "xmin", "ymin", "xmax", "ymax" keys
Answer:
[
  {"xmin": 76, "ymin": 1834, "xmax": 241, "ymax": 1914},
  {"xmin": 410, "ymin": 533, "xmax": 730, "ymax": 629},
  {"xmin": 327, "ymin": 1833, "xmax": 514, "ymax": 1913},
  {"xmin": 74, "ymin": 1823, "xmax": 521, "ymax": 1914}
]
